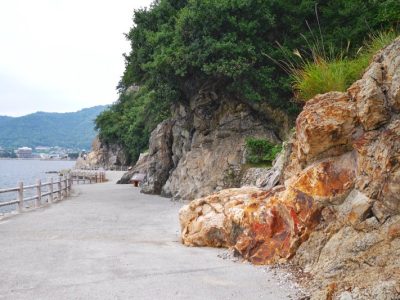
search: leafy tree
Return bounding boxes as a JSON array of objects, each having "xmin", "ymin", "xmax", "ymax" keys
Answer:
[
  {"xmin": 95, "ymin": 87, "xmax": 170, "ymax": 163},
  {"xmin": 121, "ymin": 0, "xmax": 398, "ymax": 109},
  {"xmin": 96, "ymin": 0, "xmax": 399, "ymax": 163}
]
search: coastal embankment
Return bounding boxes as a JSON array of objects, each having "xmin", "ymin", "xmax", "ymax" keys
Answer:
[{"xmin": 0, "ymin": 171, "xmax": 301, "ymax": 299}]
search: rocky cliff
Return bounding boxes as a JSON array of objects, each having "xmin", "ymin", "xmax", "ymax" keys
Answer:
[
  {"xmin": 122, "ymin": 90, "xmax": 287, "ymax": 199},
  {"xmin": 75, "ymin": 136, "xmax": 128, "ymax": 169},
  {"xmin": 179, "ymin": 38, "xmax": 400, "ymax": 299}
]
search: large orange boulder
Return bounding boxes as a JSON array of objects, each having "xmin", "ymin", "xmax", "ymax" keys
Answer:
[
  {"xmin": 179, "ymin": 154, "xmax": 356, "ymax": 264},
  {"xmin": 234, "ymin": 154, "xmax": 355, "ymax": 264},
  {"xmin": 179, "ymin": 187, "xmax": 265, "ymax": 247}
]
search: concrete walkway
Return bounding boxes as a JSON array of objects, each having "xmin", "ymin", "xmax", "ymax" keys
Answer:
[{"xmin": 0, "ymin": 172, "xmax": 299, "ymax": 300}]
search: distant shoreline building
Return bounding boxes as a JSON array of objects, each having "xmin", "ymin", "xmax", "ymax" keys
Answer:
[
  {"xmin": 16, "ymin": 147, "xmax": 33, "ymax": 158},
  {"xmin": 35, "ymin": 146, "xmax": 51, "ymax": 152}
]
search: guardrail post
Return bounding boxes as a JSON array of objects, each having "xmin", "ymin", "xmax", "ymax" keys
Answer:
[
  {"xmin": 64, "ymin": 177, "xmax": 68, "ymax": 197},
  {"xmin": 58, "ymin": 176, "xmax": 62, "ymax": 201},
  {"xmin": 17, "ymin": 181, "xmax": 24, "ymax": 212},
  {"xmin": 61, "ymin": 176, "xmax": 65, "ymax": 198},
  {"xmin": 36, "ymin": 179, "xmax": 41, "ymax": 208},
  {"xmin": 49, "ymin": 178, "xmax": 54, "ymax": 203},
  {"xmin": 67, "ymin": 174, "xmax": 71, "ymax": 194}
]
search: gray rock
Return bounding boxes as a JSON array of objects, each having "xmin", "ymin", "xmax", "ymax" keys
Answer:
[
  {"xmin": 140, "ymin": 120, "xmax": 175, "ymax": 195},
  {"xmin": 127, "ymin": 91, "xmax": 280, "ymax": 200},
  {"xmin": 337, "ymin": 189, "xmax": 372, "ymax": 225},
  {"xmin": 75, "ymin": 136, "xmax": 128, "ymax": 170},
  {"xmin": 338, "ymin": 291, "xmax": 353, "ymax": 300},
  {"xmin": 372, "ymin": 201, "xmax": 393, "ymax": 223},
  {"xmin": 161, "ymin": 93, "xmax": 279, "ymax": 200}
]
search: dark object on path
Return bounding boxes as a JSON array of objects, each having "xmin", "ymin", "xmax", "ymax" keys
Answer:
[{"xmin": 130, "ymin": 173, "xmax": 145, "ymax": 187}]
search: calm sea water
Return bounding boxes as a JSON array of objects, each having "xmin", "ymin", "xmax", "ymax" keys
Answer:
[{"xmin": 0, "ymin": 159, "xmax": 75, "ymax": 213}]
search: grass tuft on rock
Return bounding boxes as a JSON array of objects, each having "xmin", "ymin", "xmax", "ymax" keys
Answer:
[{"xmin": 292, "ymin": 31, "xmax": 398, "ymax": 101}]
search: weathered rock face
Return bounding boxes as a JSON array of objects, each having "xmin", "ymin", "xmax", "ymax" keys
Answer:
[
  {"xmin": 353, "ymin": 120, "xmax": 400, "ymax": 214},
  {"xmin": 180, "ymin": 37, "xmax": 400, "ymax": 299},
  {"xmin": 128, "ymin": 90, "xmax": 280, "ymax": 198},
  {"xmin": 75, "ymin": 136, "xmax": 128, "ymax": 169},
  {"xmin": 295, "ymin": 92, "xmax": 356, "ymax": 165},
  {"xmin": 140, "ymin": 120, "xmax": 175, "ymax": 194},
  {"xmin": 293, "ymin": 196, "xmax": 400, "ymax": 299},
  {"xmin": 348, "ymin": 62, "xmax": 390, "ymax": 131}
]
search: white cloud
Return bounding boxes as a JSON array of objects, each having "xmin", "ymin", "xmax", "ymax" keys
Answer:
[{"xmin": 0, "ymin": 0, "xmax": 152, "ymax": 116}]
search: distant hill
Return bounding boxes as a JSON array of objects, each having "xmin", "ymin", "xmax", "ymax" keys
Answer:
[{"xmin": 0, "ymin": 106, "xmax": 107, "ymax": 150}]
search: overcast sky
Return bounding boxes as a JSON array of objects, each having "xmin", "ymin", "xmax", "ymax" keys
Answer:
[{"xmin": 0, "ymin": 0, "xmax": 153, "ymax": 117}]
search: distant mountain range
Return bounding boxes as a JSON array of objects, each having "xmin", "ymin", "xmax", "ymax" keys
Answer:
[{"xmin": 0, "ymin": 105, "xmax": 107, "ymax": 150}]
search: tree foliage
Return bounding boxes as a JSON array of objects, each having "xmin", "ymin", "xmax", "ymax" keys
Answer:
[
  {"xmin": 95, "ymin": 87, "xmax": 171, "ymax": 163},
  {"xmin": 96, "ymin": 0, "xmax": 399, "ymax": 163},
  {"xmin": 121, "ymin": 0, "xmax": 398, "ymax": 107}
]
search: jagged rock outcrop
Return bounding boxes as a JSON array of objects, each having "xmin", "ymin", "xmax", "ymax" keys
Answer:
[
  {"xmin": 140, "ymin": 120, "xmax": 175, "ymax": 194},
  {"xmin": 75, "ymin": 136, "xmax": 128, "ymax": 170},
  {"xmin": 125, "ymin": 91, "xmax": 281, "ymax": 199},
  {"xmin": 180, "ymin": 37, "xmax": 400, "ymax": 299},
  {"xmin": 162, "ymin": 95, "xmax": 279, "ymax": 199}
]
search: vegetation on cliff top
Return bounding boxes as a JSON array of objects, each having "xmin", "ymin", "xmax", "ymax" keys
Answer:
[
  {"xmin": 96, "ymin": 0, "xmax": 399, "ymax": 163},
  {"xmin": 95, "ymin": 87, "xmax": 170, "ymax": 163},
  {"xmin": 291, "ymin": 31, "xmax": 399, "ymax": 101}
]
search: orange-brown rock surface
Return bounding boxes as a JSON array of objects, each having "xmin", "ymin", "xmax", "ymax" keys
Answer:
[
  {"xmin": 180, "ymin": 154, "xmax": 356, "ymax": 264},
  {"xmin": 295, "ymin": 92, "xmax": 356, "ymax": 164},
  {"xmin": 180, "ymin": 37, "xmax": 400, "ymax": 299}
]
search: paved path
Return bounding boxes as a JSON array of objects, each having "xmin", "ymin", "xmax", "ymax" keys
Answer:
[{"xmin": 0, "ymin": 172, "xmax": 298, "ymax": 299}]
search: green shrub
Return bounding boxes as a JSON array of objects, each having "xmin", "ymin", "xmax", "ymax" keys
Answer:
[
  {"xmin": 95, "ymin": 85, "xmax": 171, "ymax": 164},
  {"xmin": 292, "ymin": 31, "xmax": 398, "ymax": 101},
  {"xmin": 121, "ymin": 0, "xmax": 399, "ymax": 111},
  {"xmin": 245, "ymin": 138, "xmax": 282, "ymax": 165}
]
